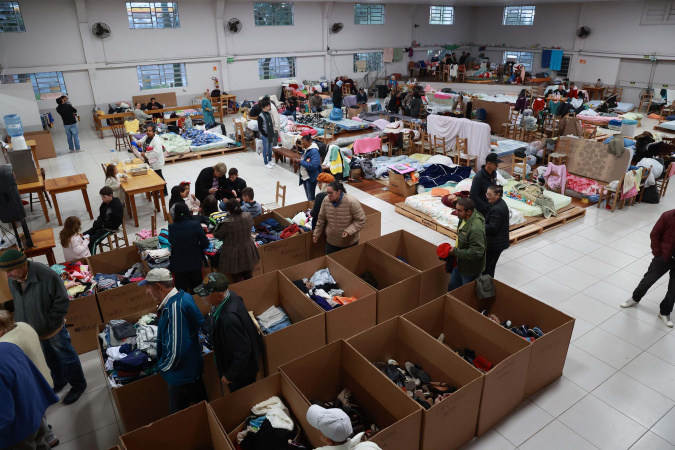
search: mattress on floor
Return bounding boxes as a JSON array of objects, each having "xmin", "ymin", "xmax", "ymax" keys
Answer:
[
  {"xmin": 502, "ymin": 180, "xmax": 572, "ymax": 216},
  {"xmin": 404, "ymin": 191, "xmax": 460, "ymax": 230},
  {"xmin": 587, "ymin": 100, "xmax": 635, "ymax": 113},
  {"xmin": 332, "ymin": 131, "xmax": 382, "ymax": 147},
  {"xmin": 492, "ymin": 139, "xmax": 528, "ymax": 156},
  {"xmin": 576, "ymin": 115, "xmax": 617, "ymax": 124},
  {"xmin": 659, "ymin": 120, "xmax": 675, "ymax": 131},
  {"xmin": 189, "ymin": 135, "xmax": 237, "ymax": 152},
  {"xmin": 325, "ymin": 117, "xmax": 371, "ymax": 130}
]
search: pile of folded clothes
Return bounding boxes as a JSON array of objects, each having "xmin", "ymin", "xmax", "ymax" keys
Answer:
[
  {"xmin": 255, "ymin": 306, "xmax": 292, "ymax": 335},
  {"xmin": 282, "ymin": 209, "xmax": 313, "ymax": 228},
  {"xmin": 51, "ymin": 262, "xmax": 96, "ymax": 300},
  {"xmin": 291, "ymin": 269, "xmax": 356, "ymax": 312},
  {"xmin": 141, "ymin": 248, "xmax": 171, "ymax": 270},
  {"xmin": 252, "ymin": 218, "xmax": 308, "ymax": 246},
  {"xmin": 310, "ymin": 388, "xmax": 379, "ymax": 441},
  {"xmin": 438, "ymin": 333, "xmax": 493, "ymax": 374},
  {"xmin": 480, "ymin": 310, "xmax": 545, "ymax": 343},
  {"xmin": 374, "ymin": 359, "xmax": 457, "ymax": 410},
  {"xmin": 236, "ymin": 396, "xmax": 306, "ymax": 450},
  {"xmin": 94, "ymin": 262, "xmax": 146, "ymax": 292}
]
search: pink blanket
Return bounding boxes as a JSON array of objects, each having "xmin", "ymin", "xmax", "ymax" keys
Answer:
[{"xmin": 353, "ymin": 137, "xmax": 381, "ymax": 154}]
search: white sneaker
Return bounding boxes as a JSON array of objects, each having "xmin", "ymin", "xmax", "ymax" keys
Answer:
[
  {"xmin": 620, "ymin": 298, "xmax": 638, "ymax": 308},
  {"xmin": 659, "ymin": 314, "xmax": 674, "ymax": 328},
  {"xmin": 270, "ymin": 161, "xmax": 277, "ymax": 166},
  {"xmin": 265, "ymin": 164, "xmax": 273, "ymax": 169},
  {"xmin": 76, "ymin": 149, "xmax": 84, "ymax": 152}
]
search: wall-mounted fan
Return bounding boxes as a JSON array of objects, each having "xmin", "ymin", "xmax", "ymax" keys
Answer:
[
  {"xmin": 227, "ymin": 18, "xmax": 242, "ymax": 34},
  {"xmin": 330, "ymin": 23, "xmax": 344, "ymax": 34},
  {"xmin": 92, "ymin": 22, "xmax": 111, "ymax": 39},
  {"xmin": 576, "ymin": 26, "xmax": 591, "ymax": 39}
]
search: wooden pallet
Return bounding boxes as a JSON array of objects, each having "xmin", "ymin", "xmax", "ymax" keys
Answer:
[
  {"xmin": 164, "ymin": 145, "xmax": 245, "ymax": 164},
  {"xmin": 654, "ymin": 125, "xmax": 675, "ymax": 135}
]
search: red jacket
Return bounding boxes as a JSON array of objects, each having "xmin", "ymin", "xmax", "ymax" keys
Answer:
[{"xmin": 651, "ymin": 210, "xmax": 675, "ymax": 259}]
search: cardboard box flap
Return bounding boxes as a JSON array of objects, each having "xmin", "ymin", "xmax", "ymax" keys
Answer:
[
  {"xmin": 274, "ymin": 200, "xmax": 314, "ymax": 222},
  {"xmin": 369, "ymin": 230, "xmax": 444, "ymax": 272},
  {"xmin": 329, "ymin": 244, "xmax": 419, "ymax": 290},
  {"xmin": 281, "ymin": 257, "xmax": 377, "ymax": 299},
  {"xmin": 88, "ymin": 246, "xmax": 142, "ymax": 276}
]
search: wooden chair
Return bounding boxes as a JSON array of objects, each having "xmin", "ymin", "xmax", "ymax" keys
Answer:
[
  {"xmin": 412, "ymin": 131, "xmax": 432, "ymax": 155},
  {"xmin": 657, "ymin": 162, "xmax": 674, "ymax": 198},
  {"xmin": 442, "ymin": 65, "xmax": 450, "ymax": 82},
  {"xmin": 28, "ymin": 167, "xmax": 52, "ymax": 212},
  {"xmin": 262, "ymin": 181, "xmax": 287, "ymax": 213},
  {"xmin": 408, "ymin": 62, "xmax": 419, "ymax": 78},
  {"xmin": 402, "ymin": 131, "xmax": 415, "ymax": 156},
  {"xmin": 582, "ymin": 123, "xmax": 598, "ymax": 140},
  {"xmin": 432, "ymin": 135, "xmax": 448, "ymax": 158},
  {"xmin": 500, "ymin": 109, "xmax": 520, "ymax": 138},
  {"xmin": 634, "ymin": 166, "xmax": 652, "ymax": 205},
  {"xmin": 511, "ymin": 154, "xmax": 529, "ymax": 181},
  {"xmin": 319, "ymin": 123, "xmax": 336, "ymax": 144},
  {"xmin": 111, "ymin": 123, "xmax": 131, "ymax": 152},
  {"xmin": 638, "ymin": 92, "xmax": 653, "ymax": 113},
  {"xmin": 597, "ymin": 173, "xmax": 627, "ymax": 212},
  {"xmin": 456, "ymin": 137, "xmax": 477, "ymax": 171},
  {"xmin": 547, "ymin": 138, "xmax": 570, "ymax": 165},
  {"xmin": 659, "ymin": 103, "xmax": 674, "ymax": 123},
  {"xmin": 457, "ymin": 65, "xmax": 466, "ymax": 82},
  {"xmin": 235, "ymin": 121, "xmax": 254, "ymax": 150},
  {"xmin": 97, "ymin": 214, "xmax": 130, "ymax": 254},
  {"xmin": 542, "ymin": 115, "xmax": 558, "ymax": 138}
]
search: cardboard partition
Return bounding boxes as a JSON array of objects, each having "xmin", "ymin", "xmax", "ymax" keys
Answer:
[
  {"xmin": 328, "ymin": 243, "xmax": 421, "ymax": 323},
  {"xmin": 388, "ymin": 171, "xmax": 418, "ymax": 198},
  {"xmin": 305, "ymin": 231, "xmax": 326, "ymax": 260},
  {"xmin": 210, "ymin": 373, "xmax": 309, "ymax": 448},
  {"xmin": 229, "ymin": 271, "xmax": 326, "ymax": 375},
  {"xmin": 348, "ymin": 317, "xmax": 483, "ymax": 450},
  {"xmin": 97, "ymin": 307, "xmax": 223, "ymax": 433},
  {"xmin": 450, "ymin": 280, "xmax": 575, "ymax": 399},
  {"xmin": 402, "ymin": 296, "xmax": 532, "ymax": 437},
  {"xmin": 254, "ymin": 211, "xmax": 308, "ymax": 273},
  {"xmin": 369, "ymin": 230, "xmax": 451, "ymax": 305},
  {"xmin": 274, "ymin": 200, "xmax": 314, "ymax": 222},
  {"xmin": 120, "ymin": 401, "xmax": 232, "ymax": 450},
  {"xmin": 359, "ymin": 203, "xmax": 382, "ymax": 243},
  {"xmin": 280, "ymin": 340, "xmax": 423, "ymax": 450},
  {"xmin": 280, "ymin": 257, "xmax": 377, "ymax": 343}
]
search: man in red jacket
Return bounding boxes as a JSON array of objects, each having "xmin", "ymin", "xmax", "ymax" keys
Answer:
[{"xmin": 621, "ymin": 209, "xmax": 675, "ymax": 327}]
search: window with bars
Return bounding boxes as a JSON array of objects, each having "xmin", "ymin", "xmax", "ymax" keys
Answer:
[
  {"xmin": 0, "ymin": 1, "xmax": 24, "ymax": 32},
  {"xmin": 503, "ymin": 6, "xmax": 535, "ymax": 25},
  {"xmin": 354, "ymin": 4, "xmax": 384, "ymax": 25},
  {"xmin": 2, "ymin": 72, "xmax": 67, "ymax": 100},
  {"xmin": 254, "ymin": 3, "xmax": 294, "ymax": 26},
  {"xmin": 137, "ymin": 63, "xmax": 187, "ymax": 90},
  {"xmin": 503, "ymin": 51, "xmax": 534, "ymax": 71},
  {"xmin": 354, "ymin": 52, "xmax": 383, "ymax": 72},
  {"xmin": 640, "ymin": 1, "xmax": 675, "ymax": 25},
  {"xmin": 429, "ymin": 6, "xmax": 454, "ymax": 25},
  {"xmin": 127, "ymin": 2, "xmax": 180, "ymax": 29},
  {"xmin": 258, "ymin": 57, "xmax": 296, "ymax": 80}
]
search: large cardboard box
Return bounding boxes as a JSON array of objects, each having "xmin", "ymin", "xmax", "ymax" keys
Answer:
[
  {"xmin": 254, "ymin": 211, "xmax": 307, "ymax": 273},
  {"xmin": 88, "ymin": 246, "xmax": 154, "ymax": 322},
  {"xmin": 328, "ymin": 243, "xmax": 421, "ymax": 323},
  {"xmin": 97, "ymin": 307, "xmax": 223, "ymax": 433},
  {"xmin": 120, "ymin": 401, "xmax": 232, "ymax": 450},
  {"xmin": 369, "ymin": 230, "xmax": 450, "ymax": 305},
  {"xmin": 229, "ymin": 271, "xmax": 326, "ymax": 375},
  {"xmin": 280, "ymin": 340, "xmax": 423, "ymax": 450},
  {"xmin": 450, "ymin": 280, "xmax": 575, "ymax": 398},
  {"xmin": 210, "ymin": 373, "xmax": 309, "ymax": 448},
  {"xmin": 280, "ymin": 257, "xmax": 377, "ymax": 343},
  {"xmin": 402, "ymin": 296, "xmax": 532, "ymax": 437},
  {"xmin": 388, "ymin": 171, "xmax": 418, "ymax": 198},
  {"xmin": 359, "ymin": 203, "xmax": 382, "ymax": 243},
  {"xmin": 348, "ymin": 317, "xmax": 483, "ymax": 450}
]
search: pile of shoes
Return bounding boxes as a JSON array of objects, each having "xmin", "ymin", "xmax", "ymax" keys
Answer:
[
  {"xmin": 294, "ymin": 114, "xmax": 329, "ymax": 129},
  {"xmin": 374, "ymin": 359, "xmax": 457, "ymax": 410},
  {"xmin": 438, "ymin": 333, "xmax": 494, "ymax": 374},
  {"xmin": 310, "ymin": 388, "xmax": 379, "ymax": 440},
  {"xmin": 480, "ymin": 310, "xmax": 545, "ymax": 343}
]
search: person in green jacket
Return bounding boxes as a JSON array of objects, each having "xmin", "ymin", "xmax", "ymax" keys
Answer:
[{"xmin": 448, "ymin": 197, "xmax": 486, "ymax": 291}]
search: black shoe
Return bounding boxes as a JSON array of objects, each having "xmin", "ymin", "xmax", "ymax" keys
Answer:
[
  {"xmin": 62, "ymin": 388, "xmax": 86, "ymax": 405},
  {"xmin": 53, "ymin": 383, "xmax": 67, "ymax": 394}
]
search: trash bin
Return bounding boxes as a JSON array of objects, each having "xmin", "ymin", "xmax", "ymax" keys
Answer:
[
  {"xmin": 621, "ymin": 119, "xmax": 638, "ymax": 138},
  {"xmin": 377, "ymin": 85, "xmax": 388, "ymax": 99}
]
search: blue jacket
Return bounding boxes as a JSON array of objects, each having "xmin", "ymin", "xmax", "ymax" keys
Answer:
[
  {"xmin": 168, "ymin": 220, "xmax": 209, "ymax": 273},
  {"xmin": 298, "ymin": 144, "xmax": 322, "ymax": 184},
  {"xmin": 157, "ymin": 290, "xmax": 205, "ymax": 386},
  {"xmin": 0, "ymin": 342, "xmax": 58, "ymax": 448}
]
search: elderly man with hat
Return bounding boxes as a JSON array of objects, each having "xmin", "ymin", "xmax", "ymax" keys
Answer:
[
  {"xmin": 0, "ymin": 249, "xmax": 87, "ymax": 405},
  {"xmin": 470, "ymin": 152, "xmax": 503, "ymax": 218},
  {"xmin": 195, "ymin": 272, "xmax": 263, "ymax": 393},
  {"xmin": 140, "ymin": 268, "xmax": 207, "ymax": 413},
  {"xmin": 306, "ymin": 405, "xmax": 382, "ymax": 449}
]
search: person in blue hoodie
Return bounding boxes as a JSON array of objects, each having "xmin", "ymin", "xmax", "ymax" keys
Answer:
[
  {"xmin": 0, "ymin": 342, "xmax": 59, "ymax": 449},
  {"xmin": 139, "ymin": 268, "xmax": 207, "ymax": 414},
  {"xmin": 293, "ymin": 134, "xmax": 322, "ymax": 201}
]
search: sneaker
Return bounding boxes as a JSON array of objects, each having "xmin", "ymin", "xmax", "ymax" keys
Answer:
[
  {"xmin": 265, "ymin": 164, "xmax": 273, "ymax": 169},
  {"xmin": 620, "ymin": 298, "xmax": 639, "ymax": 308},
  {"xmin": 270, "ymin": 161, "xmax": 277, "ymax": 166},
  {"xmin": 62, "ymin": 388, "xmax": 85, "ymax": 405},
  {"xmin": 48, "ymin": 437, "xmax": 59, "ymax": 448},
  {"xmin": 659, "ymin": 314, "xmax": 674, "ymax": 328},
  {"xmin": 76, "ymin": 149, "xmax": 84, "ymax": 152}
]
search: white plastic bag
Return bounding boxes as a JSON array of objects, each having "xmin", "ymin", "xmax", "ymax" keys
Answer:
[{"xmin": 255, "ymin": 138, "xmax": 262, "ymax": 155}]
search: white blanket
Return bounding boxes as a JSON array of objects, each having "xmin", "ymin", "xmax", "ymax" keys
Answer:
[{"xmin": 427, "ymin": 115, "xmax": 491, "ymax": 167}]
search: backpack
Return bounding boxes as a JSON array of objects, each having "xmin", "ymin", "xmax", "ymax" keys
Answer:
[
  {"xmin": 329, "ymin": 108, "xmax": 343, "ymax": 121},
  {"xmin": 475, "ymin": 108, "xmax": 487, "ymax": 121},
  {"xmin": 361, "ymin": 159, "xmax": 376, "ymax": 179},
  {"xmin": 210, "ymin": 89, "xmax": 221, "ymax": 98}
]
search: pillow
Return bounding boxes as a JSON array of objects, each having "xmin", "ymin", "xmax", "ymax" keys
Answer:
[
  {"xmin": 455, "ymin": 178, "xmax": 473, "ymax": 192},
  {"xmin": 426, "ymin": 155, "xmax": 456, "ymax": 166},
  {"xmin": 431, "ymin": 187, "xmax": 450, "ymax": 197},
  {"xmin": 409, "ymin": 153, "xmax": 432, "ymax": 163}
]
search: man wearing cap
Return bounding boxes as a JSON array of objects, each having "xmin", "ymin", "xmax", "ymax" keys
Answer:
[
  {"xmin": 470, "ymin": 152, "xmax": 502, "ymax": 217},
  {"xmin": 140, "ymin": 268, "xmax": 207, "ymax": 413},
  {"xmin": 0, "ymin": 249, "xmax": 87, "ymax": 405},
  {"xmin": 195, "ymin": 273, "xmax": 263, "ymax": 393},
  {"xmin": 306, "ymin": 405, "xmax": 381, "ymax": 450}
]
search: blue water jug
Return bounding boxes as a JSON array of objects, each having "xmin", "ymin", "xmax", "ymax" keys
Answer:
[{"xmin": 4, "ymin": 114, "xmax": 23, "ymax": 137}]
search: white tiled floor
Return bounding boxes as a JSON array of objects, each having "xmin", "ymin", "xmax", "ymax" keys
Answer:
[{"xmin": 23, "ymin": 117, "xmax": 675, "ymax": 449}]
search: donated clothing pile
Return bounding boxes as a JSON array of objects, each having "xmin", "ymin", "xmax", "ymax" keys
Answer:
[
  {"xmin": 94, "ymin": 262, "xmax": 146, "ymax": 292},
  {"xmin": 236, "ymin": 396, "xmax": 304, "ymax": 449},
  {"xmin": 253, "ymin": 219, "xmax": 309, "ymax": 246},
  {"xmin": 291, "ymin": 269, "xmax": 356, "ymax": 312},
  {"xmin": 51, "ymin": 262, "xmax": 96, "ymax": 300},
  {"xmin": 255, "ymin": 306, "xmax": 292, "ymax": 335},
  {"xmin": 374, "ymin": 360, "xmax": 457, "ymax": 410},
  {"xmin": 288, "ymin": 210, "xmax": 312, "ymax": 227},
  {"xmin": 141, "ymin": 248, "xmax": 171, "ymax": 270},
  {"xmin": 181, "ymin": 128, "xmax": 224, "ymax": 147}
]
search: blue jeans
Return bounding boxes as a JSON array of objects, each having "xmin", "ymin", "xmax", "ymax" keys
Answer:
[
  {"xmin": 303, "ymin": 179, "xmax": 317, "ymax": 200},
  {"xmin": 41, "ymin": 326, "xmax": 87, "ymax": 391},
  {"xmin": 64, "ymin": 123, "xmax": 80, "ymax": 151},
  {"xmin": 282, "ymin": 109, "xmax": 297, "ymax": 120},
  {"xmin": 448, "ymin": 267, "xmax": 477, "ymax": 292},
  {"xmin": 262, "ymin": 134, "xmax": 274, "ymax": 165}
]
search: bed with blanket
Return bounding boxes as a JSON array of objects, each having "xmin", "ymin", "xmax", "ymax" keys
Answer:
[
  {"xmin": 160, "ymin": 132, "xmax": 191, "ymax": 154},
  {"xmin": 325, "ymin": 117, "xmax": 371, "ymax": 131},
  {"xmin": 182, "ymin": 128, "xmax": 238, "ymax": 152},
  {"xmin": 502, "ymin": 180, "xmax": 572, "ymax": 216},
  {"xmin": 491, "ymin": 138, "xmax": 528, "ymax": 157},
  {"xmin": 588, "ymin": 100, "xmax": 635, "ymax": 113}
]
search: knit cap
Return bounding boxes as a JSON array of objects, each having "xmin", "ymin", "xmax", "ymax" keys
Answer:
[
  {"xmin": 317, "ymin": 173, "xmax": 335, "ymax": 183},
  {"xmin": 0, "ymin": 249, "xmax": 27, "ymax": 271}
]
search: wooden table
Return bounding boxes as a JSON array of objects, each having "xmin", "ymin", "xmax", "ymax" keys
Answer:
[
  {"xmin": 120, "ymin": 169, "xmax": 168, "ymax": 227},
  {"xmin": 5, "ymin": 140, "xmax": 39, "ymax": 168},
  {"xmin": 5, "ymin": 228, "xmax": 57, "ymax": 266},
  {"xmin": 45, "ymin": 174, "xmax": 94, "ymax": 226},
  {"xmin": 583, "ymin": 85, "xmax": 606, "ymax": 101},
  {"xmin": 17, "ymin": 170, "xmax": 49, "ymax": 223}
]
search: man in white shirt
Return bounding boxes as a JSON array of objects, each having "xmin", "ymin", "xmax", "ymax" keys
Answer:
[{"xmin": 133, "ymin": 123, "xmax": 167, "ymax": 195}]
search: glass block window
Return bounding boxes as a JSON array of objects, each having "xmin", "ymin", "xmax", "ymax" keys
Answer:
[
  {"xmin": 429, "ymin": 6, "xmax": 454, "ymax": 25},
  {"xmin": 254, "ymin": 3, "xmax": 294, "ymax": 26},
  {"xmin": 259, "ymin": 57, "xmax": 296, "ymax": 80},
  {"xmin": 354, "ymin": 4, "xmax": 384, "ymax": 25},
  {"xmin": 137, "ymin": 63, "xmax": 187, "ymax": 90},
  {"xmin": 354, "ymin": 52, "xmax": 383, "ymax": 72},
  {"xmin": 503, "ymin": 6, "xmax": 535, "ymax": 25},
  {"xmin": 0, "ymin": 2, "xmax": 24, "ymax": 32},
  {"xmin": 2, "ymin": 72, "xmax": 67, "ymax": 100},
  {"xmin": 127, "ymin": 2, "xmax": 180, "ymax": 29},
  {"xmin": 503, "ymin": 51, "xmax": 534, "ymax": 71}
]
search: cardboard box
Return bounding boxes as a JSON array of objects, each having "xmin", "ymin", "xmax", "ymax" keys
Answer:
[
  {"xmin": 280, "ymin": 340, "xmax": 423, "ymax": 450},
  {"xmin": 120, "ymin": 401, "xmax": 232, "ymax": 450},
  {"xmin": 369, "ymin": 230, "xmax": 450, "ymax": 305},
  {"xmin": 348, "ymin": 317, "xmax": 484, "ymax": 450},
  {"xmin": 359, "ymin": 203, "xmax": 382, "ymax": 243},
  {"xmin": 97, "ymin": 307, "xmax": 223, "ymax": 433},
  {"xmin": 228, "ymin": 271, "xmax": 326, "ymax": 375},
  {"xmin": 388, "ymin": 171, "xmax": 418, "ymax": 198},
  {"xmin": 254, "ymin": 211, "xmax": 307, "ymax": 273},
  {"xmin": 88, "ymin": 246, "xmax": 155, "ymax": 322},
  {"xmin": 210, "ymin": 373, "xmax": 309, "ymax": 448},
  {"xmin": 328, "ymin": 243, "xmax": 421, "ymax": 323},
  {"xmin": 402, "ymin": 296, "xmax": 531, "ymax": 436},
  {"xmin": 347, "ymin": 104, "xmax": 367, "ymax": 118},
  {"xmin": 24, "ymin": 130, "xmax": 57, "ymax": 160},
  {"xmin": 450, "ymin": 280, "xmax": 575, "ymax": 398},
  {"xmin": 280, "ymin": 257, "xmax": 377, "ymax": 343}
]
